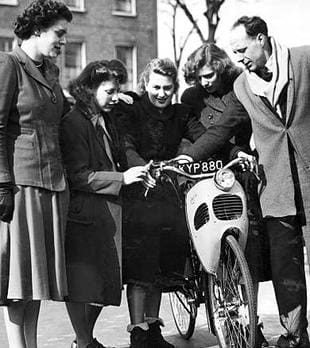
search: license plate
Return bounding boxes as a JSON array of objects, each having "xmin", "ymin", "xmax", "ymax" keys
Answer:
[{"xmin": 178, "ymin": 159, "xmax": 223, "ymax": 175}]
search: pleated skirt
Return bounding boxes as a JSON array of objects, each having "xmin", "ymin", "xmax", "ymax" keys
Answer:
[{"xmin": 0, "ymin": 185, "xmax": 69, "ymax": 304}]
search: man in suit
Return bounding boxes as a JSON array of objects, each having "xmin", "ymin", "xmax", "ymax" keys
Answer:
[{"xmin": 182, "ymin": 16, "xmax": 310, "ymax": 348}]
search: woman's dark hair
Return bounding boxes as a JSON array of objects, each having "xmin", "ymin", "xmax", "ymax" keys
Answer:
[
  {"xmin": 69, "ymin": 59, "xmax": 127, "ymax": 106},
  {"xmin": 137, "ymin": 58, "xmax": 179, "ymax": 95},
  {"xmin": 14, "ymin": 0, "xmax": 72, "ymax": 40},
  {"xmin": 232, "ymin": 16, "xmax": 268, "ymax": 38},
  {"xmin": 183, "ymin": 43, "xmax": 241, "ymax": 86}
]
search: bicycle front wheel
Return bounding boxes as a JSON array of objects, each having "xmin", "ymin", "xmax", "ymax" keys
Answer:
[
  {"xmin": 206, "ymin": 234, "xmax": 256, "ymax": 348},
  {"xmin": 169, "ymin": 288, "xmax": 197, "ymax": 339}
]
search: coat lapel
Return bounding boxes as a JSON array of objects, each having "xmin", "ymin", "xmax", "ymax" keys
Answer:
[
  {"xmin": 244, "ymin": 74, "xmax": 285, "ymax": 126},
  {"xmin": 203, "ymin": 94, "xmax": 226, "ymax": 113},
  {"xmin": 285, "ymin": 59, "xmax": 295, "ymax": 127},
  {"xmin": 11, "ymin": 46, "xmax": 53, "ymax": 92}
]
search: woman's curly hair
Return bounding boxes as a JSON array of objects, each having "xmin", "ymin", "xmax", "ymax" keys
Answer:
[
  {"xmin": 183, "ymin": 43, "xmax": 241, "ymax": 86},
  {"xmin": 137, "ymin": 58, "xmax": 179, "ymax": 96},
  {"xmin": 69, "ymin": 59, "xmax": 127, "ymax": 107},
  {"xmin": 14, "ymin": 0, "xmax": 72, "ymax": 40}
]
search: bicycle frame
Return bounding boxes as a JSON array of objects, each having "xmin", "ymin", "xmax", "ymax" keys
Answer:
[{"xmin": 162, "ymin": 158, "xmax": 258, "ymax": 345}]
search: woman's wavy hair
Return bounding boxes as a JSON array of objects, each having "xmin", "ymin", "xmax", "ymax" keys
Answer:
[
  {"xmin": 137, "ymin": 58, "xmax": 179, "ymax": 95},
  {"xmin": 69, "ymin": 59, "xmax": 127, "ymax": 107},
  {"xmin": 14, "ymin": 0, "xmax": 72, "ymax": 40},
  {"xmin": 183, "ymin": 43, "xmax": 241, "ymax": 86}
]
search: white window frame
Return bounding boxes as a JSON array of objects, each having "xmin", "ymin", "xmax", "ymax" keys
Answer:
[
  {"xmin": 112, "ymin": 0, "xmax": 136, "ymax": 17},
  {"xmin": 61, "ymin": 40, "xmax": 86, "ymax": 88},
  {"xmin": 64, "ymin": 0, "xmax": 85, "ymax": 12},
  {"xmin": 0, "ymin": 36, "xmax": 14, "ymax": 51},
  {"xmin": 115, "ymin": 44, "xmax": 137, "ymax": 91},
  {"xmin": 0, "ymin": 0, "xmax": 18, "ymax": 5}
]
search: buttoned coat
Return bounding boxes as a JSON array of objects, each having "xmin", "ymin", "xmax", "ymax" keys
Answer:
[
  {"xmin": 181, "ymin": 84, "xmax": 252, "ymax": 161},
  {"xmin": 0, "ymin": 46, "xmax": 66, "ymax": 191},
  {"xmin": 60, "ymin": 105, "xmax": 126, "ymax": 305}
]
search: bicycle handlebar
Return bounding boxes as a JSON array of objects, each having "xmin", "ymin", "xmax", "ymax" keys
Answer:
[
  {"xmin": 143, "ymin": 157, "xmax": 260, "ymax": 198},
  {"xmin": 147, "ymin": 157, "xmax": 259, "ymax": 181}
]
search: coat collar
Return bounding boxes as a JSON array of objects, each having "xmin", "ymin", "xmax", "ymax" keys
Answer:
[
  {"xmin": 75, "ymin": 100, "xmax": 102, "ymax": 124},
  {"xmin": 139, "ymin": 94, "xmax": 174, "ymax": 121},
  {"xmin": 11, "ymin": 46, "xmax": 54, "ymax": 92},
  {"xmin": 203, "ymin": 93, "xmax": 227, "ymax": 113}
]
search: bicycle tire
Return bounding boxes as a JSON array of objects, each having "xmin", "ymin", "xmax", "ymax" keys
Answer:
[
  {"xmin": 169, "ymin": 288, "xmax": 197, "ymax": 339},
  {"xmin": 205, "ymin": 234, "xmax": 257, "ymax": 348}
]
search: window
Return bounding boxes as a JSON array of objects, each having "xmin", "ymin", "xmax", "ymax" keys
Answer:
[
  {"xmin": 63, "ymin": 0, "xmax": 85, "ymax": 12},
  {"xmin": 0, "ymin": 0, "xmax": 18, "ymax": 5},
  {"xmin": 115, "ymin": 45, "xmax": 137, "ymax": 91},
  {"xmin": 0, "ymin": 37, "xmax": 13, "ymax": 52},
  {"xmin": 63, "ymin": 41, "xmax": 85, "ymax": 88},
  {"xmin": 112, "ymin": 0, "xmax": 136, "ymax": 16}
]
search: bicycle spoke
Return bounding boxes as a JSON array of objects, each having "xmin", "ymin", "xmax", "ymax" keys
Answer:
[{"xmin": 206, "ymin": 236, "xmax": 256, "ymax": 348}]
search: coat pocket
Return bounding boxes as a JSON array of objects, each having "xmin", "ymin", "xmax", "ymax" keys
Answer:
[{"xmin": 68, "ymin": 192, "xmax": 94, "ymax": 225}]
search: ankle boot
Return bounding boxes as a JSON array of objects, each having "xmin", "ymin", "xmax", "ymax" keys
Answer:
[
  {"xmin": 128, "ymin": 324, "xmax": 149, "ymax": 348},
  {"xmin": 148, "ymin": 320, "xmax": 175, "ymax": 348},
  {"xmin": 277, "ymin": 330, "xmax": 310, "ymax": 348}
]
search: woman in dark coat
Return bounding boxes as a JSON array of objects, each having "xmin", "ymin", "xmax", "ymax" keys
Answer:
[
  {"xmin": 119, "ymin": 58, "xmax": 206, "ymax": 348},
  {"xmin": 181, "ymin": 43, "xmax": 269, "ymax": 347},
  {"xmin": 60, "ymin": 60, "xmax": 147, "ymax": 348}
]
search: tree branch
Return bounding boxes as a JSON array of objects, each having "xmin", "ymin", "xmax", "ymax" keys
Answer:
[
  {"xmin": 177, "ymin": 25, "xmax": 196, "ymax": 67},
  {"xmin": 204, "ymin": 0, "xmax": 225, "ymax": 42},
  {"xmin": 175, "ymin": 0, "xmax": 206, "ymax": 42}
]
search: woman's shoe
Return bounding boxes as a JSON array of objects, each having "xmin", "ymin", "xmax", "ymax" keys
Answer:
[
  {"xmin": 73, "ymin": 338, "xmax": 107, "ymax": 348},
  {"xmin": 148, "ymin": 321, "xmax": 175, "ymax": 348},
  {"xmin": 129, "ymin": 327, "xmax": 149, "ymax": 348},
  {"xmin": 277, "ymin": 331, "xmax": 310, "ymax": 348},
  {"xmin": 86, "ymin": 338, "xmax": 108, "ymax": 348},
  {"xmin": 257, "ymin": 323, "xmax": 269, "ymax": 347}
]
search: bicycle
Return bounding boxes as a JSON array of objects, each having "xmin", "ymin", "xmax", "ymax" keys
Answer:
[{"xmin": 146, "ymin": 157, "xmax": 258, "ymax": 348}]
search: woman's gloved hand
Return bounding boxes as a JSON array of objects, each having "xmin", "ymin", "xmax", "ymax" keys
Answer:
[{"xmin": 0, "ymin": 184, "xmax": 14, "ymax": 223}]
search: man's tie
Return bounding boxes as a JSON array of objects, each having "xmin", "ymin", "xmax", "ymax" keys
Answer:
[{"xmin": 257, "ymin": 66, "xmax": 273, "ymax": 82}]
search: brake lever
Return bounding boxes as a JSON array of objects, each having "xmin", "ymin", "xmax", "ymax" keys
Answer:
[
  {"xmin": 143, "ymin": 160, "xmax": 154, "ymax": 198},
  {"xmin": 240, "ymin": 157, "xmax": 261, "ymax": 182}
]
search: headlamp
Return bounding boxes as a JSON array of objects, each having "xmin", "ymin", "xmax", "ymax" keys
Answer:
[{"xmin": 214, "ymin": 168, "xmax": 235, "ymax": 191}]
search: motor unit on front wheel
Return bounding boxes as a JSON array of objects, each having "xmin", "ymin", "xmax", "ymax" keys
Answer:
[{"xmin": 185, "ymin": 178, "xmax": 248, "ymax": 276}]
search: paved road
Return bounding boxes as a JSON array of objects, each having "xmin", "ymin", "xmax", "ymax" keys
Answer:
[{"xmin": 0, "ymin": 269, "xmax": 309, "ymax": 347}]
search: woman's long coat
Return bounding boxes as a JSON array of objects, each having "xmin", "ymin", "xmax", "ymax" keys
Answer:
[
  {"xmin": 119, "ymin": 95, "xmax": 206, "ymax": 285},
  {"xmin": 60, "ymin": 105, "xmax": 125, "ymax": 305}
]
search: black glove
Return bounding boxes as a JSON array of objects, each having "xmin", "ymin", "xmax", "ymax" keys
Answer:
[{"xmin": 0, "ymin": 184, "xmax": 14, "ymax": 223}]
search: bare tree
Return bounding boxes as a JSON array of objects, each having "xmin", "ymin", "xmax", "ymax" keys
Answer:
[
  {"xmin": 173, "ymin": 0, "xmax": 226, "ymax": 44},
  {"xmin": 160, "ymin": 0, "xmax": 259, "ymax": 65},
  {"xmin": 159, "ymin": 0, "xmax": 226, "ymax": 75},
  {"xmin": 159, "ymin": 0, "xmax": 257, "ymax": 98}
]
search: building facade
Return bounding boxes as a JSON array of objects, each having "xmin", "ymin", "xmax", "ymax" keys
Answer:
[{"xmin": 0, "ymin": 0, "xmax": 158, "ymax": 91}]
